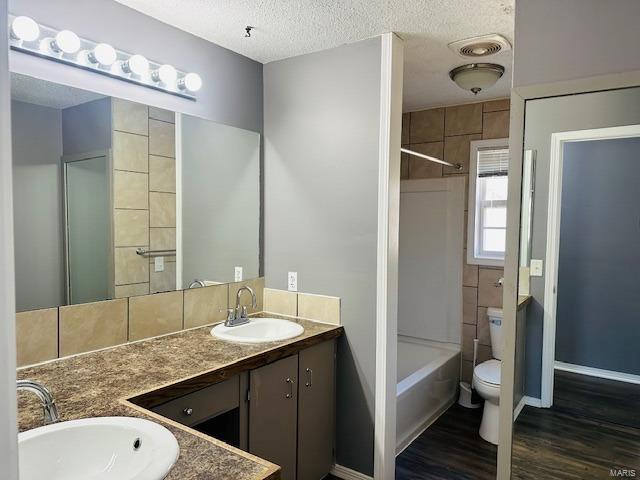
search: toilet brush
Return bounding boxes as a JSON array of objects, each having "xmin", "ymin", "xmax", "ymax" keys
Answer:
[
  {"xmin": 458, "ymin": 339, "xmax": 482, "ymax": 408},
  {"xmin": 470, "ymin": 338, "xmax": 483, "ymax": 405}
]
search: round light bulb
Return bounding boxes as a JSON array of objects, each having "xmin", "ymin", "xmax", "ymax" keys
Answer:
[
  {"xmin": 53, "ymin": 30, "xmax": 80, "ymax": 54},
  {"xmin": 91, "ymin": 43, "xmax": 117, "ymax": 66},
  {"xmin": 123, "ymin": 54, "xmax": 149, "ymax": 76},
  {"xmin": 155, "ymin": 64, "xmax": 177, "ymax": 85},
  {"xmin": 182, "ymin": 72, "xmax": 202, "ymax": 92},
  {"xmin": 11, "ymin": 16, "xmax": 40, "ymax": 42}
]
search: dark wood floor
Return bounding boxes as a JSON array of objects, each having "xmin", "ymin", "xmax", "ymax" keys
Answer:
[
  {"xmin": 395, "ymin": 403, "xmax": 497, "ymax": 479},
  {"xmin": 512, "ymin": 370, "xmax": 640, "ymax": 480}
]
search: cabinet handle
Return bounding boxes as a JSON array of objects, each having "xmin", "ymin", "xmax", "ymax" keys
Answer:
[
  {"xmin": 285, "ymin": 377, "xmax": 294, "ymax": 398},
  {"xmin": 183, "ymin": 407, "xmax": 193, "ymax": 416},
  {"xmin": 305, "ymin": 367, "xmax": 313, "ymax": 387}
]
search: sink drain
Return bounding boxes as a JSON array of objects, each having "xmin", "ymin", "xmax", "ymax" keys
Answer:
[{"xmin": 133, "ymin": 437, "xmax": 142, "ymax": 451}]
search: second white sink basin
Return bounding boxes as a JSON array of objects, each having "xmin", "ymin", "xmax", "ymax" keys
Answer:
[
  {"xmin": 18, "ymin": 416, "xmax": 179, "ymax": 480},
  {"xmin": 211, "ymin": 317, "xmax": 304, "ymax": 343}
]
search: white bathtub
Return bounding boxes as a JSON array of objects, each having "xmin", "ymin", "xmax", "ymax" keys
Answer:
[{"xmin": 396, "ymin": 335, "xmax": 460, "ymax": 453}]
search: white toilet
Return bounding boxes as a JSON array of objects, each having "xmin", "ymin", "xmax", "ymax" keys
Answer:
[{"xmin": 473, "ymin": 307, "xmax": 503, "ymax": 445}]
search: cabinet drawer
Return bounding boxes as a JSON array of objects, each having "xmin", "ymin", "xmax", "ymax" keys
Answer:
[{"xmin": 152, "ymin": 376, "xmax": 239, "ymax": 427}]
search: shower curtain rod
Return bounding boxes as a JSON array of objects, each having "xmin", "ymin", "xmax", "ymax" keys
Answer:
[{"xmin": 401, "ymin": 147, "xmax": 463, "ymax": 171}]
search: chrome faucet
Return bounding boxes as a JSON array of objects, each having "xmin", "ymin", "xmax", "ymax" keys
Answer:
[
  {"xmin": 17, "ymin": 380, "xmax": 60, "ymax": 425},
  {"xmin": 224, "ymin": 286, "xmax": 256, "ymax": 327}
]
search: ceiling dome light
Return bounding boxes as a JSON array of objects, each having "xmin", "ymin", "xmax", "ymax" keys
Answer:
[
  {"xmin": 121, "ymin": 54, "xmax": 149, "ymax": 76},
  {"xmin": 153, "ymin": 64, "xmax": 177, "ymax": 85},
  {"xmin": 449, "ymin": 63, "xmax": 504, "ymax": 95},
  {"xmin": 89, "ymin": 43, "xmax": 117, "ymax": 66},
  {"xmin": 10, "ymin": 16, "xmax": 40, "ymax": 42},
  {"xmin": 179, "ymin": 72, "xmax": 202, "ymax": 92},
  {"xmin": 51, "ymin": 30, "xmax": 81, "ymax": 54}
]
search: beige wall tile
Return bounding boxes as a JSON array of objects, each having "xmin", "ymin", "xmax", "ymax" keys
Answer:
[
  {"xmin": 477, "ymin": 344, "xmax": 493, "ymax": 363},
  {"xmin": 264, "ymin": 288, "xmax": 297, "ymax": 316},
  {"xmin": 112, "ymin": 98, "xmax": 148, "ymax": 136},
  {"xmin": 228, "ymin": 278, "xmax": 265, "ymax": 314},
  {"xmin": 149, "ymin": 106, "xmax": 175, "ymax": 124},
  {"xmin": 463, "ymin": 286, "xmax": 478, "ymax": 325},
  {"xmin": 184, "ymin": 284, "xmax": 229, "ymax": 329},
  {"xmin": 478, "ymin": 268, "xmax": 504, "ymax": 307},
  {"xmin": 400, "ymin": 151, "xmax": 409, "ymax": 180},
  {"xmin": 477, "ymin": 306, "xmax": 491, "ymax": 346},
  {"xmin": 115, "ymin": 283, "xmax": 149, "ymax": 298},
  {"xmin": 16, "ymin": 308, "xmax": 58, "ymax": 366},
  {"xmin": 463, "ymin": 252, "xmax": 479, "ymax": 287},
  {"xmin": 150, "ymin": 228, "xmax": 176, "ymax": 251},
  {"xmin": 483, "ymin": 98, "xmax": 510, "ymax": 112},
  {"xmin": 115, "ymin": 247, "xmax": 149, "ymax": 285},
  {"xmin": 410, "ymin": 108, "xmax": 444, "ymax": 143},
  {"xmin": 461, "ymin": 360, "xmax": 474, "ymax": 383},
  {"xmin": 482, "ymin": 110, "xmax": 510, "ymax": 139},
  {"xmin": 298, "ymin": 292, "xmax": 341, "ymax": 325},
  {"xmin": 129, "ymin": 290, "xmax": 183, "ymax": 341},
  {"xmin": 462, "ymin": 323, "xmax": 476, "ymax": 361},
  {"xmin": 113, "ymin": 131, "xmax": 148, "ymax": 173},
  {"xmin": 401, "ymin": 112, "xmax": 410, "ymax": 145},
  {"xmin": 149, "ymin": 192, "xmax": 176, "ymax": 228},
  {"xmin": 114, "ymin": 171, "xmax": 148, "ymax": 209},
  {"xmin": 149, "ymin": 155, "xmax": 176, "ymax": 193},
  {"xmin": 443, "ymin": 134, "xmax": 481, "ymax": 175},
  {"xmin": 408, "ymin": 142, "xmax": 444, "ymax": 178},
  {"xmin": 149, "ymin": 119, "xmax": 175, "ymax": 157},
  {"xmin": 150, "ymin": 261, "xmax": 177, "ymax": 294},
  {"xmin": 445, "ymin": 103, "xmax": 483, "ymax": 136},
  {"xmin": 59, "ymin": 299, "xmax": 128, "ymax": 357},
  {"xmin": 114, "ymin": 209, "xmax": 148, "ymax": 247}
]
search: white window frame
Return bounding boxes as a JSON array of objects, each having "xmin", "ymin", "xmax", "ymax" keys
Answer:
[{"xmin": 467, "ymin": 138, "xmax": 509, "ymax": 267}]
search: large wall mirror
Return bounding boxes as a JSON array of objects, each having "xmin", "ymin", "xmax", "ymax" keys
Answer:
[{"xmin": 11, "ymin": 72, "xmax": 261, "ymax": 312}]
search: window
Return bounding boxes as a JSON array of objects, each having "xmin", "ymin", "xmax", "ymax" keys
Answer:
[{"xmin": 467, "ymin": 138, "xmax": 509, "ymax": 266}]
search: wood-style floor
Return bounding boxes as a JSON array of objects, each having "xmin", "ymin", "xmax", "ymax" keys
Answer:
[{"xmin": 512, "ymin": 370, "xmax": 640, "ymax": 480}]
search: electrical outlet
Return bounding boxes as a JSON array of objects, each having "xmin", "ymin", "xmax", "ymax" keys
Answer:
[
  {"xmin": 530, "ymin": 259, "xmax": 543, "ymax": 277},
  {"xmin": 234, "ymin": 266, "xmax": 243, "ymax": 282},
  {"xmin": 154, "ymin": 256, "xmax": 164, "ymax": 272},
  {"xmin": 287, "ymin": 271, "xmax": 298, "ymax": 292}
]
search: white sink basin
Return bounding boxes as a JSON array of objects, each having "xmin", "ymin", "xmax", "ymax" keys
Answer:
[
  {"xmin": 19, "ymin": 417, "xmax": 179, "ymax": 480},
  {"xmin": 211, "ymin": 317, "xmax": 304, "ymax": 344}
]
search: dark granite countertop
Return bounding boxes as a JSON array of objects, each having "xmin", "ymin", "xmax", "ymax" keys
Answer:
[{"xmin": 17, "ymin": 315, "xmax": 343, "ymax": 480}]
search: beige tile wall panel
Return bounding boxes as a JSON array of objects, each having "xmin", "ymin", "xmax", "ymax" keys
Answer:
[
  {"xmin": 483, "ymin": 99, "xmax": 510, "ymax": 113},
  {"xmin": 297, "ymin": 293, "xmax": 341, "ymax": 325},
  {"xmin": 149, "ymin": 119, "xmax": 176, "ymax": 157},
  {"xmin": 149, "ymin": 106, "xmax": 175, "ymax": 124},
  {"xmin": 401, "ymin": 112, "xmax": 410, "ymax": 144},
  {"xmin": 150, "ymin": 261, "xmax": 177, "ymax": 294},
  {"xmin": 462, "ymin": 323, "xmax": 476, "ymax": 361},
  {"xmin": 477, "ymin": 344, "xmax": 492, "ymax": 363},
  {"xmin": 114, "ymin": 171, "xmax": 148, "ymax": 209},
  {"xmin": 482, "ymin": 110, "xmax": 510, "ymax": 139},
  {"xmin": 114, "ymin": 283, "xmax": 149, "ymax": 298},
  {"xmin": 113, "ymin": 131, "xmax": 148, "ymax": 173},
  {"xmin": 129, "ymin": 290, "xmax": 183, "ymax": 341},
  {"xmin": 263, "ymin": 288, "xmax": 298, "ymax": 317},
  {"xmin": 59, "ymin": 299, "xmax": 128, "ymax": 357},
  {"xmin": 444, "ymin": 103, "xmax": 483, "ymax": 136},
  {"xmin": 400, "ymin": 151, "xmax": 410, "ymax": 179},
  {"xmin": 149, "ymin": 155, "xmax": 176, "ymax": 193},
  {"xmin": 478, "ymin": 268, "xmax": 505, "ymax": 307},
  {"xmin": 16, "ymin": 308, "xmax": 58, "ymax": 367},
  {"xmin": 443, "ymin": 134, "xmax": 482, "ymax": 175},
  {"xmin": 409, "ymin": 107, "xmax": 444, "ymax": 143},
  {"xmin": 114, "ymin": 209, "xmax": 149, "ymax": 247},
  {"xmin": 462, "ymin": 360, "xmax": 474, "ymax": 383},
  {"xmin": 115, "ymin": 247, "xmax": 149, "ymax": 285},
  {"xmin": 150, "ymin": 228, "xmax": 176, "ymax": 251},
  {"xmin": 112, "ymin": 98, "xmax": 148, "ymax": 136},
  {"xmin": 463, "ymin": 286, "xmax": 478, "ymax": 325},
  {"xmin": 184, "ymin": 284, "xmax": 229, "ymax": 329},
  {"xmin": 408, "ymin": 142, "xmax": 444, "ymax": 179},
  {"xmin": 477, "ymin": 306, "xmax": 491, "ymax": 346},
  {"xmin": 228, "ymin": 278, "xmax": 265, "ymax": 314},
  {"xmin": 149, "ymin": 192, "xmax": 176, "ymax": 228},
  {"xmin": 463, "ymin": 253, "xmax": 479, "ymax": 287}
]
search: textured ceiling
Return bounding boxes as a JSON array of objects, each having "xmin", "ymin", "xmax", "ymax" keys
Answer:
[
  {"xmin": 11, "ymin": 73, "xmax": 106, "ymax": 109},
  {"xmin": 114, "ymin": 0, "xmax": 514, "ymax": 110}
]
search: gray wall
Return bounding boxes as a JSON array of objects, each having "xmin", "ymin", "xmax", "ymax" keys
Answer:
[
  {"xmin": 523, "ymin": 88, "xmax": 640, "ymax": 397},
  {"xmin": 555, "ymin": 138, "xmax": 640, "ymax": 374},
  {"xmin": 514, "ymin": 0, "xmax": 640, "ymax": 87},
  {"xmin": 263, "ymin": 37, "xmax": 382, "ymax": 475},
  {"xmin": 62, "ymin": 98, "xmax": 111, "ymax": 156},
  {"xmin": 11, "ymin": 100, "xmax": 64, "ymax": 311},
  {"xmin": 9, "ymin": 0, "xmax": 263, "ymax": 133}
]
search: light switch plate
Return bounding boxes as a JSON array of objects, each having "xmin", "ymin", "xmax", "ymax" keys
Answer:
[
  {"xmin": 287, "ymin": 272, "xmax": 298, "ymax": 292},
  {"xmin": 530, "ymin": 259, "xmax": 543, "ymax": 277},
  {"xmin": 154, "ymin": 256, "xmax": 164, "ymax": 272},
  {"xmin": 234, "ymin": 266, "xmax": 243, "ymax": 282}
]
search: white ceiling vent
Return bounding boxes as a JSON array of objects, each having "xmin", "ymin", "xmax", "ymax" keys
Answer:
[{"xmin": 448, "ymin": 34, "xmax": 511, "ymax": 58}]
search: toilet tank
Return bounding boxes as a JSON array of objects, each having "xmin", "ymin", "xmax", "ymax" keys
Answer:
[{"xmin": 487, "ymin": 307, "xmax": 504, "ymax": 360}]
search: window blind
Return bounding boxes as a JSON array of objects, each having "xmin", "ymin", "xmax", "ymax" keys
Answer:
[{"xmin": 477, "ymin": 147, "xmax": 509, "ymax": 177}]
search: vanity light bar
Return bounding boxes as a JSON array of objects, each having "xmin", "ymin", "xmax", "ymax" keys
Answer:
[{"xmin": 8, "ymin": 15, "xmax": 202, "ymax": 100}]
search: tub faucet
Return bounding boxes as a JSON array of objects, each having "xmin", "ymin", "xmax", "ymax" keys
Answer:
[
  {"xmin": 17, "ymin": 380, "xmax": 60, "ymax": 425},
  {"xmin": 225, "ymin": 286, "xmax": 256, "ymax": 327}
]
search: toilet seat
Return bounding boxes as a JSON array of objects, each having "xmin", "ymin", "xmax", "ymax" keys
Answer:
[{"xmin": 473, "ymin": 359, "xmax": 501, "ymax": 386}]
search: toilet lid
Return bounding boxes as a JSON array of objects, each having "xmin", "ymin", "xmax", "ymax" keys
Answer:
[{"xmin": 474, "ymin": 359, "xmax": 501, "ymax": 385}]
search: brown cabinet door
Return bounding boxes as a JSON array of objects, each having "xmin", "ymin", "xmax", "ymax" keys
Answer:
[
  {"xmin": 297, "ymin": 340, "xmax": 336, "ymax": 480},
  {"xmin": 249, "ymin": 354, "xmax": 298, "ymax": 480}
]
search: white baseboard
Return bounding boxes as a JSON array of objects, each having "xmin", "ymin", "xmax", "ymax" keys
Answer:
[
  {"xmin": 330, "ymin": 464, "xmax": 373, "ymax": 480},
  {"xmin": 555, "ymin": 361, "xmax": 640, "ymax": 385},
  {"xmin": 513, "ymin": 396, "xmax": 527, "ymax": 421},
  {"xmin": 524, "ymin": 396, "xmax": 542, "ymax": 408}
]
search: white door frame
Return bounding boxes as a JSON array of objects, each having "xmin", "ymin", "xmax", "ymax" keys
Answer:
[{"xmin": 541, "ymin": 123, "xmax": 640, "ymax": 407}]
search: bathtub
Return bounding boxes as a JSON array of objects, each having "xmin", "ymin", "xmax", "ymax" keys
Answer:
[{"xmin": 396, "ymin": 335, "xmax": 460, "ymax": 454}]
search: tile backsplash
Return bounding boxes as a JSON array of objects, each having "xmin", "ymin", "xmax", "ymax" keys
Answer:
[{"xmin": 264, "ymin": 288, "xmax": 341, "ymax": 325}]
